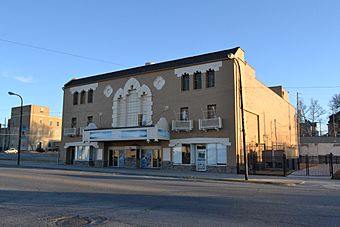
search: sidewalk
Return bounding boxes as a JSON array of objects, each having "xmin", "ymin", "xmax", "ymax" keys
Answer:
[{"xmin": 0, "ymin": 160, "xmax": 304, "ymax": 186}]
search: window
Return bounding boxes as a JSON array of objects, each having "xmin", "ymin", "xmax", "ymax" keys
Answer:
[
  {"xmin": 87, "ymin": 89, "xmax": 93, "ymax": 103},
  {"xmin": 207, "ymin": 104, "xmax": 217, "ymax": 119},
  {"xmin": 181, "ymin": 73, "xmax": 190, "ymax": 91},
  {"xmin": 180, "ymin": 107, "xmax": 189, "ymax": 120},
  {"xmin": 172, "ymin": 145, "xmax": 191, "ymax": 164},
  {"xmin": 206, "ymin": 69, "xmax": 215, "ymax": 88},
  {"xmin": 80, "ymin": 91, "xmax": 86, "ymax": 104},
  {"xmin": 56, "ymin": 121, "xmax": 60, "ymax": 127},
  {"xmin": 73, "ymin": 92, "xmax": 79, "ymax": 105},
  {"xmin": 87, "ymin": 116, "xmax": 93, "ymax": 125},
  {"xmin": 49, "ymin": 120, "xmax": 53, "ymax": 126},
  {"xmin": 71, "ymin": 117, "xmax": 77, "ymax": 128},
  {"xmin": 193, "ymin": 71, "xmax": 202, "ymax": 89},
  {"xmin": 207, "ymin": 143, "xmax": 226, "ymax": 165},
  {"xmin": 75, "ymin": 146, "xmax": 89, "ymax": 161},
  {"xmin": 126, "ymin": 88, "xmax": 139, "ymax": 127}
]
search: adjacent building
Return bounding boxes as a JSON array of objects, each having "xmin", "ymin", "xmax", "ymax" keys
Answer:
[
  {"xmin": 7, "ymin": 105, "xmax": 62, "ymax": 151},
  {"xmin": 60, "ymin": 47, "xmax": 298, "ymax": 173},
  {"xmin": 328, "ymin": 111, "xmax": 340, "ymax": 137}
]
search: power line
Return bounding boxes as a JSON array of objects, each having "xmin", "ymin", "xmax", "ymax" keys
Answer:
[{"xmin": 0, "ymin": 37, "xmax": 130, "ymax": 67}]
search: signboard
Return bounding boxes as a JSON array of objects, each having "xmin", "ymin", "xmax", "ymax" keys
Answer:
[
  {"xmin": 87, "ymin": 126, "xmax": 170, "ymax": 142},
  {"xmin": 196, "ymin": 149, "xmax": 207, "ymax": 172}
]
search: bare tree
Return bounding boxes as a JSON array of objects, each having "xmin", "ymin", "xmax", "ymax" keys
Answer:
[
  {"xmin": 329, "ymin": 93, "xmax": 340, "ymax": 112},
  {"xmin": 308, "ymin": 99, "xmax": 325, "ymax": 123},
  {"xmin": 306, "ymin": 99, "xmax": 325, "ymax": 136},
  {"xmin": 298, "ymin": 98, "xmax": 308, "ymax": 122}
]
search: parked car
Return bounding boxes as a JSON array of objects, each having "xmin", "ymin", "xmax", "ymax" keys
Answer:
[{"xmin": 4, "ymin": 148, "xmax": 18, "ymax": 154}]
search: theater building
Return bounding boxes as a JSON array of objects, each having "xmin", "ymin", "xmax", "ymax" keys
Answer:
[{"xmin": 60, "ymin": 47, "xmax": 298, "ymax": 173}]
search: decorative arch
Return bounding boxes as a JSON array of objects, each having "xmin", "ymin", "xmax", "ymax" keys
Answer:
[
  {"xmin": 123, "ymin": 78, "xmax": 141, "ymax": 97},
  {"xmin": 112, "ymin": 78, "xmax": 153, "ymax": 127}
]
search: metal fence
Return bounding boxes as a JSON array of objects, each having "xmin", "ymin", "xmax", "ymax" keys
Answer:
[
  {"xmin": 294, "ymin": 153, "xmax": 340, "ymax": 178},
  {"xmin": 237, "ymin": 144, "xmax": 298, "ymax": 177}
]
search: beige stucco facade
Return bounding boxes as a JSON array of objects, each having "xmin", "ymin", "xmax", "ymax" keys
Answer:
[
  {"xmin": 60, "ymin": 47, "xmax": 298, "ymax": 173},
  {"xmin": 8, "ymin": 105, "xmax": 62, "ymax": 151}
]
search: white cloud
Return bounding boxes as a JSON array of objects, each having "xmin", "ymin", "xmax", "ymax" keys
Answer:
[
  {"xmin": 0, "ymin": 72, "xmax": 33, "ymax": 83},
  {"xmin": 13, "ymin": 76, "xmax": 33, "ymax": 83}
]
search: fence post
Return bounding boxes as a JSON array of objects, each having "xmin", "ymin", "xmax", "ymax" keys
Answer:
[
  {"xmin": 283, "ymin": 153, "xmax": 287, "ymax": 177},
  {"xmin": 306, "ymin": 155, "xmax": 309, "ymax": 176},
  {"xmin": 330, "ymin": 153, "xmax": 334, "ymax": 179}
]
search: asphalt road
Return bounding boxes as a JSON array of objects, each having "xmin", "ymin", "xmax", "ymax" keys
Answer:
[{"xmin": 0, "ymin": 167, "xmax": 339, "ymax": 227}]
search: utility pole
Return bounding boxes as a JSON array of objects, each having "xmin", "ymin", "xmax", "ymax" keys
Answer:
[
  {"xmin": 332, "ymin": 109, "xmax": 336, "ymax": 141},
  {"xmin": 296, "ymin": 92, "xmax": 301, "ymax": 156}
]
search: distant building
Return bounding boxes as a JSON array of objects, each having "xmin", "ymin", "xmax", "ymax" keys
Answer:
[
  {"xmin": 7, "ymin": 105, "xmax": 62, "ymax": 151},
  {"xmin": 328, "ymin": 111, "xmax": 340, "ymax": 137},
  {"xmin": 300, "ymin": 120, "xmax": 318, "ymax": 137},
  {"xmin": 0, "ymin": 126, "xmax": 10, "ymax": 151},
  {"xmin": 60, "ymin": 47, "xmax": 298, "ymax": 173}
]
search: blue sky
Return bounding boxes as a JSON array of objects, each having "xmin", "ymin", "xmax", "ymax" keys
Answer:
[{"xmin": 1, "ymin": 0, "xmax": 339, "ymax": 129}]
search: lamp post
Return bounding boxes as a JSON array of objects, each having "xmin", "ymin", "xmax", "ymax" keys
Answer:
[
  {"xmin": 227, "ymin": 53, "xmax": 248, "ymax": 180},
  {"xmin": 8, "ymin": 91, "xmax": 23, "ymax": 166}
]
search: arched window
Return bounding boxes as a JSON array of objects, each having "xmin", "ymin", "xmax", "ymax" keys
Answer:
[
  {"xmin": 73, "ymin": 92, "xmax": 79, "ymax": 105},
  {"xmin": 181, "ymin": 73, "xmax": 190, "ymax": 91},
  {"xmin": 80, "ymin": 91, "xmax": 86, "ymax": 104},
  {"xmin": 126, "ymin": 88, "xmax": 139, "ymax": 127},
  {"xmin": 112, "ymin": 78, "xmax": 153, "ymax": 128},
  {"xmin": 87, "ymin": 89, "xmax": 93, "ymax": 103},
  {"xmin": 206, "ymin": 69, "xmax": 215, "ymax": 88},
  {"xmin": 117, "ymin": 96, "xmax": 126, "ymax": 127}
]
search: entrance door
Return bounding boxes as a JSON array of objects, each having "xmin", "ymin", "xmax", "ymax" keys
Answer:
[
  {"xmin": 108, "ymin": 148, "xmax": 125, "ymax": 167},
  {"xmin": 153, "ymin": 149, "xmax": 161, "ymax": 168},
  {"xmin": 66, "ymin": 147, "xmax": 75, "ymax": 165},
  {"xmin": 108, "ymin": 149, "xmax": 114, "ymax": 166},
  {"xmin": 89, "ymin": 147, "xmax": 95, "ymax": 166},
  {"xmin": 113, "ymin": 150, "xmax": 125, "ymax": 167},
  {"xmin": 196, "ymin": 145, "xmax": 207, "ymax": 172}
]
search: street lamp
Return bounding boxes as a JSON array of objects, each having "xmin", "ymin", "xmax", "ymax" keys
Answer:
[
  {"xmin": 227, "ymin": 53, "xmax": 249, "ymax": 180},
  {"xmin": 8, "ymin": 91, "xmax": 23, "ymax": 166}
]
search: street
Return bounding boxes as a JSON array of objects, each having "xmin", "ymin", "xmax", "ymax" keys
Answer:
[{"xmin": 0, "ymin": 167, "xmax": 339, "ymax": 226}]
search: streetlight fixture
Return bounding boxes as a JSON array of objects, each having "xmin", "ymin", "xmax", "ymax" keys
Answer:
[
  {"xmin": 227, "ymin": 53, "xmax": 249, "ymax": 180},
  {"xmin": 8, "ymin": 91, "xmax": 23, "ymax": 166}
]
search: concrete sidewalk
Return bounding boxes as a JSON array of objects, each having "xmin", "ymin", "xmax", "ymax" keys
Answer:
[{"xmin": 0, "ymin": 160, "xmax": 304, "ymax": 186}]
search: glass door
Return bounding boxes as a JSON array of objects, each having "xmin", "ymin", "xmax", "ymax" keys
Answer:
[
  {"xmin": 196, "ymin": 144, "xmax": 207, "ymax": 172},
  {"xmin": 153, "ymin": 149, "xmax": 161, "ymax": 168}
]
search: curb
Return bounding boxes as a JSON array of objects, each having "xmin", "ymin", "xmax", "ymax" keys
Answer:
[{"xmin": 0, "ymin": 162, "xmax": 304, "ymax": 186}]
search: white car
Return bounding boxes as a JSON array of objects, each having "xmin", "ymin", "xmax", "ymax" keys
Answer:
[{"xmin": 4, "ymin": 148, "xmax": 18, "ymax": 154}]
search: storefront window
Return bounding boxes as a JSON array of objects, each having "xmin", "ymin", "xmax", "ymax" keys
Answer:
[
  {"xmin": 206, "ymin": 143, "xmax": 227, "ymax": 165},
  {"xmin": 172, "ymin": 145, "xmax": 191, "ymax": 164},
  {"xmin": 126, "ymin": 149, "xmax": 136, "ymax": 158},
  {"xmin": 207, "ymin": 144, "xmax": 217, "ymax": 165},
  {"xmin": 75, "ymin": 146, "xmax": 89, "ymax": 161},
  {"xmin": 217, "ymin": 144, "xmax": 227, "ymax": 164}
]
